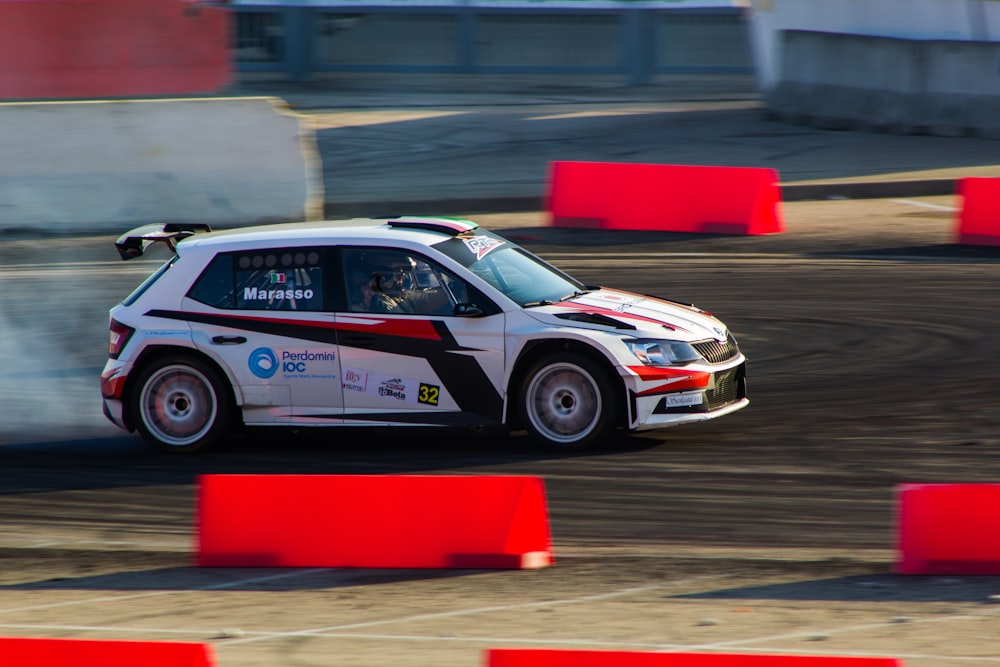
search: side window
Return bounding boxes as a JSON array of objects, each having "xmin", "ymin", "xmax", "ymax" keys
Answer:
[
  {"xmin": 187, "ymin": 254, "xmax": 233, "ymax": 308},
  {"xmin": 235, "ymin": 248, "xmax": 324, "ymax": 311},
  {"xmin": 453, "ymin": 278, "xmax": 498, "ymax": 316},
  {"xmin": 341, "ymin": 248, "xmax": 492, "ymax": 316},
  {"xmin": 188, "ymin": 248, "xmax": 325, "ymax": 311}
]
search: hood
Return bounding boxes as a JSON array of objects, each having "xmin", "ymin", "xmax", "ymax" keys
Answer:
[{"xmin": 525, "ymin": 288, "xmax": 729, "ymax": 342}]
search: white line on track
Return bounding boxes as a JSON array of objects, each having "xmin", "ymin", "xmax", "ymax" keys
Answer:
[
  {"xmin": 4, "ymin": 622, "xmax": 1000, "ymax": 663},
  {"xmin": 224, "ymin": 633, "xmax": 1000, "ymax": 663},
  {"xmin": 0, "ymin": 260, "xmax": 157, "ymax": 270},
  {"xmin": 542, "ymin": 253, "xmax": 921, "ymax": 263},
  {"xmin": 0, "ymin": 577, "xmax": 718, "ymax": 644},
  {"xmin": 0, "ymin": 623, "xmax": 208, "ymax": 637},
  {"xmin": 214, "ymin": 585, "xmax": 1000, "ymax": 662},
  {"xmin": 217, "ymin": 577, "xmax": 724, "ymax": 647},
  {"xmin": 700, "ymin": 604, "xmax": 1000, "ymax": 650},
  {"xmin": 3, "ymin": 570, "xmax": 1000, "ymax": 663},
  {"xmin": 892, "ymin": 198, "xmax": 958, "ymax": 212},
  {"xmin": 0, "ymin": 269, "xmax": 157, "ymax": 280},
  {"xmin": 0, "ymin": 569, "xmax": 327, "ymax": 615}
]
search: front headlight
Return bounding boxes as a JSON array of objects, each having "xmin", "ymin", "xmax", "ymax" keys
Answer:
[{"xmin": 624, "ymin": 338, "xmax": 702, "ymax": 366}]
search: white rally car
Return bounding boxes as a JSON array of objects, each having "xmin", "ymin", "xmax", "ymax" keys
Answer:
[{"xmin": 101, "ymin": 217, "xmax": 748, "ymax": 453}]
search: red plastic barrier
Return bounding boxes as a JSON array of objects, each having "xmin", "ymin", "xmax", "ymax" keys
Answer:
[
  {"xmin": 895, "ymin": 483, "xmax": 1000, "ymax": 574},
  {"xmin": 0, "ymin": 637, "xmax": 215, "ymax": 666},
  {"xmin": 545, "ymin": 161, "xmax": 784, "ymax": 235},
  {"xmin": 955, "ymin": 177, "xmax": 1000, "ymax": 246},
  {"xmin": 0, "ymin": 0, "xmax": 230, "ymax": 100},
  {"xmin": 197, "ymin": 475, "xmax": 554, "ymax": 568},
  {"xmin": 486, "ymin": 649, "xmax": 902, "ymax": 666}
]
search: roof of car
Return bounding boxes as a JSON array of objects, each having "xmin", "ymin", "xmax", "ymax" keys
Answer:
[{"xmin": 178, "ymin": 217, "xmax": 482, "ymax": 253}]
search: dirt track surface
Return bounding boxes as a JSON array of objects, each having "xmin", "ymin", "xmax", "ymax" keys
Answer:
[{"xmin": 2, "ymin": 197, "xmax": 1000, "ymax": 666}]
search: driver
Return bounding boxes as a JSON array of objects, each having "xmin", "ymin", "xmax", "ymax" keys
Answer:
[
  {"xmin": 349, "ymin": 252, "xmax": 413, "ymax": 313},
  {"xmin": 348, "ymin": 251, "xmax": 451, "ymax": 315}
]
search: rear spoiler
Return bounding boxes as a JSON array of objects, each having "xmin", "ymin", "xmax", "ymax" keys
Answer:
[{"xmin": 115, "ymin": 223, "xmax": 212, "ymax": 260}]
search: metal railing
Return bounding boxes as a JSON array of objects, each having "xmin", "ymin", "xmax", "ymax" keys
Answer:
[{"xmin": 231, "ymin": 5, "xmax": 753, "ymax": 83}]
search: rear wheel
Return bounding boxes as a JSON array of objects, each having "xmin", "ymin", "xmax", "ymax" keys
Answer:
[
  {"xmin": 129, "ymin": 355, "xmax": 232, "ymax": 454},
  {"xmin": 516, "ymin": 351, "xmax": 619, "ymax": 450}
]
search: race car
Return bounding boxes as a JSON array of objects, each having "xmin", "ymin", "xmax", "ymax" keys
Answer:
[{"xmin": 101, "ymin": 216, "xmax": 748, "ymax": 453}]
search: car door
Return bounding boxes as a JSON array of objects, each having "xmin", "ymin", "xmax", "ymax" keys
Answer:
[
  {"xmin": 336, "ymin": 247, "xmax": 505, "ymax": 427},
  {"xmin": 183, "ymin": 246, "xmax": 344, "ymax": 424}
]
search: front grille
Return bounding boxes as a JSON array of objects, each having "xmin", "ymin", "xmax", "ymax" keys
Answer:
[
  {"xmin": 705, "ymin": 364, "xmax": 745, "ymax": 410},
  {"xmin": 693, "ymin": 333, "xmax": 740, "ymax": 364},
  {"xmin": 652, "ymin": 362, "xmax": 746, "ymax": 414}
]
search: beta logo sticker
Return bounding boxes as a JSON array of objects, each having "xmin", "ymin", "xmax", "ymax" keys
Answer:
[
  {"xmin": 248, "ymin": 347, "xmax": 278, "ymax": 379},
  {"xmin": 378, "ymin": 377, "xmax": 407, "ymax": 401},
  {"xmin": 418, "ymin": 383, "xmax": 440, "ymax": 406}
]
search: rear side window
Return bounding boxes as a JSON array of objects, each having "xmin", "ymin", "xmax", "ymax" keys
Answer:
[
  {"xmin": 123, "ymin": 257, "xmax": 176, "ymax": 306},
  {"xmin": 188, "ymin": 248, "xmax": 325, "ymax": 311},
  {"xmin": 187, "ymin": 254, "xmax": 233, "ymax": 308}
]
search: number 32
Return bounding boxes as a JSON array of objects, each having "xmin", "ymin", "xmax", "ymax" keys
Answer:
[{"xmin": 418, "ymin": 383, "xmax": 439, "ymax": 405}]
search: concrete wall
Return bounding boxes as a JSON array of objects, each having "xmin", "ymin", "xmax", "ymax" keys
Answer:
[
  {"xmin": 750, "ymin": 0, "xmax": 1000, "ymax": 137},
  {"xmin": 0, "ymin": 98, "xmax": 324, "ymax": 233},
  {"xmin": 748, "ymin": 0, "xmax": 1000, "ymax": 91},
  {"xmin": 763, "ymin": 30, "xmax": 1000, "ymax": 137}
]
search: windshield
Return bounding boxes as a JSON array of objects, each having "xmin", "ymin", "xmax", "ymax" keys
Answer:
[{"xmin": 433, "ymin": 233, "xmax": 585, "ymax": 307}]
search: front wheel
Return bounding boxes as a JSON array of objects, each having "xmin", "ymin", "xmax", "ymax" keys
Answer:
[
  {"xmin": 129, "ymin": 355, "xmax": 232, "ymax": 454},
  {"xmin": 516, "ymin": 352, "xmax": 619, "ymax": 450}
]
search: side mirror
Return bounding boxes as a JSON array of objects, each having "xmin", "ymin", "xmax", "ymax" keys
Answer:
[{"xmin": 453, "ymin": 303, "xmax": 485, "ymax": 317}]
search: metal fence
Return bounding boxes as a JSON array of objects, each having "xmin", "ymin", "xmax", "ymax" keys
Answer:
[{"xmin": 232, "ymin": 6, "xmax": 753, "ymax": 83}]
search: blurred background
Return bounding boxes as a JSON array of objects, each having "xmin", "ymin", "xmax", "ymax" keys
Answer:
[{"xmin": 3, "ymin": 0, "xmax": 999, "ymax": 133}]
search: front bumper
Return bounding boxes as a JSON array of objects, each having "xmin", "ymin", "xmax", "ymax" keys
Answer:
[
  {"xmin": 633, "ymin": 396, "xmax": 750, "ymax": 430},
  {"xmin": 624, "ymin": 360, "xmax": 748, "ymax": 430}
]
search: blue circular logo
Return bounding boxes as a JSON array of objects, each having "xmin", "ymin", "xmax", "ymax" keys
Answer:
[{"xmin": 248, "ymin": 347, "xmax": 278, "ymax": 379}]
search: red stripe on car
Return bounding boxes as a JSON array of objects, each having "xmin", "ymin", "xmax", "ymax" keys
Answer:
[
  {"xmin": 627, "ymin": 366, "xmax": 710, "ymax": 395},
  {"xmin": 334, "ymin": 317, "xmax": 443, "ymax": 340}
]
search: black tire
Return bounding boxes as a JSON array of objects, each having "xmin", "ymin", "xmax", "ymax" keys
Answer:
[
  {"xmin": 129, "ymin": 355, "xmax": 232, "ymax": 454},
  {"xmin": 515, "ymin": 351, "xmax": 619, "ymax": 450}
]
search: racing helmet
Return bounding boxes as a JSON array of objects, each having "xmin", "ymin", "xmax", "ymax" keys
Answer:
[{"xmin": 365, "ymin": 251, "xmax": 414, "ymax": 296}]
